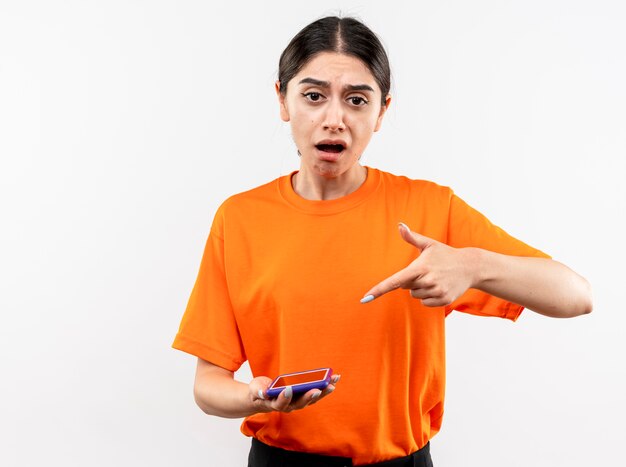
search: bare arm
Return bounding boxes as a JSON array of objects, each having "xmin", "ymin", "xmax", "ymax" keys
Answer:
[
  {"xmin": 361, "ymin": 223, "xmax": 592, "ymax": 318},
  {"xmin": 193, "ymin": 359, "xmax": 256, "ymax": 418},
  {"xmin": 470, "ymin": 249, "xmax": 592, "ymax": 318},
  {"xmin": 193, "ymin": 358, "xmax": 339, "ymax": 418}
]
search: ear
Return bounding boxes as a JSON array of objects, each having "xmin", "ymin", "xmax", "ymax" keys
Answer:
[
  {"xmin": 374, "ymin": 94, "xmax": 392, "ymax": 132},
  {"xmin": 275, "ymin": 81, "xmax": 290, "ymax": 122}
]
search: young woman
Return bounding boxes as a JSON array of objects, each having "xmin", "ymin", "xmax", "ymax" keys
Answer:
[{"xmin": 173, "ymin": 16, "xmax": 592, "ymax": 466}]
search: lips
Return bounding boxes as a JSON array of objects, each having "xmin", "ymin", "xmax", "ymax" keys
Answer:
[
  {"xmin": 316, "ymin": 144, "xmax": 344, "ymax": 153},
  {"xmin": 315, "ymin": 139, "xmax": 347, "ymax": 153}
]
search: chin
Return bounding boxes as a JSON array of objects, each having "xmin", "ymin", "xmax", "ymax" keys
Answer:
[{"xmin": 313, "ymin": 164, "xmax": 342, "ymax": 179}]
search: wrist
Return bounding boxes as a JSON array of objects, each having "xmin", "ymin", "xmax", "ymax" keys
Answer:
[
  {"xmin": 242, "ymin": 384, "xmax": 263, "ymax": 417},
  {"xmin": 465, "ymin": 247, "xmax": 489, "ymax": 289}
]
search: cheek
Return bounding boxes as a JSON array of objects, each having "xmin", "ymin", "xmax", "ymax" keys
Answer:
[
  {"xmin": 350, "ymin": 114, "xmax": 378, "ymax": 139},
  {"xmin": 290, "ymin": 111, "xmax": 319, "ymax": 134}
]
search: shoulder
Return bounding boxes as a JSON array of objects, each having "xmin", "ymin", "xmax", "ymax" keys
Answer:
[
  {"xmin": 222, "ymin": 177, "xmax": 282, "ymax": 206},
  {"xmin": 211, "ymin": 175, "xmax": 288, "ymax": 230},
  {"xmin": 374, "ymin": 167, "xmax": 454, "ymax": 202}
]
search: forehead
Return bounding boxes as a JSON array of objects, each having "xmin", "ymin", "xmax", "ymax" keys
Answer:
[{"xmin": 291, "ymin": 52, "xmax": 379, "ymax": 90}]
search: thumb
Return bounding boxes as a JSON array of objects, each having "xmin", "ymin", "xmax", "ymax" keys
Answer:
[
  {"xmin": 249, "ymin": 376, "xmax": 273, "ymax": 400},
  {"xmin": 398, "ymin": 222, "xmax": 433, "ymax": 251}
]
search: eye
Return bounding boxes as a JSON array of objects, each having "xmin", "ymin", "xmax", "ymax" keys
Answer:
[
  {"xmin": 348, "ymin": 96, "xmax": 368, "ymax": 106},
  {"xmin": 302, "ymin": 92, "xmax": 324, "ymax": 102}
]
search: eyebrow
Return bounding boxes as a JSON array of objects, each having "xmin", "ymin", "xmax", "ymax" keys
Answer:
[{"xmin": 298, "ymin": 77, "xmax": 375, "ymax": 93}]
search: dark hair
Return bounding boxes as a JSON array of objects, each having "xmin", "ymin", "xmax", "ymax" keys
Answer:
[{"xmin": 278, "ymin": 16, "xmax": 391, "ymax": 106}]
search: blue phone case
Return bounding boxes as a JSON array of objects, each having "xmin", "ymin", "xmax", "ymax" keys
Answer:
[{"xmin": 266, "ymin": 367, "xmax": 333, "ymax": 398}]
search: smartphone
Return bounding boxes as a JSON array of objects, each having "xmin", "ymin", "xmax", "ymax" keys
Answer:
[{"xmin": 266, "ymin": 367, "xmax": 333, "ymax": 398}]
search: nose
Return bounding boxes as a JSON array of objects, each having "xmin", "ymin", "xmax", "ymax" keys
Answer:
[{"xmin": 322, "ymin": 100, "xmax": 346, "ymax": 132}]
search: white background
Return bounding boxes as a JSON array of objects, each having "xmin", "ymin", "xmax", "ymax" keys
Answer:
[{"xmin": 1, "ymin": 1, "xmax": 625, "ymax": 466}]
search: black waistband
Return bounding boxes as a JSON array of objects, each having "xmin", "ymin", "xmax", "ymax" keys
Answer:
[{"xmin": 249, "ymin": 438, "xmax": 432, "ymax": 467}]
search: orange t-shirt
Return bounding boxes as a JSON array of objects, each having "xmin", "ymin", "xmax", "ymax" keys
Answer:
[{"xmin": 172, "ymin": 167, "xmax": 549, "ymax": 465}]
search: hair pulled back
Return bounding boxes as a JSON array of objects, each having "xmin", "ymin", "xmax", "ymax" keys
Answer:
[{"xmin": 278, "ymin": 16, "xmax": 391, "ymax": 106}]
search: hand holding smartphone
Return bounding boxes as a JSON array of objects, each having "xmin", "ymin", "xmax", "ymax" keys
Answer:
[{"xmin": 265, "ymin": 367, "xmax": 333, "ymax": 399}]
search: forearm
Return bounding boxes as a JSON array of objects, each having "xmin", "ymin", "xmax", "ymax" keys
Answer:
[
  {"xmin": 470, "ymin": 248, "xmax": 593, "ymax": 318},
  {"xmin": 193, "ymin": 361, "xmax": 257, "ymax": 418}
]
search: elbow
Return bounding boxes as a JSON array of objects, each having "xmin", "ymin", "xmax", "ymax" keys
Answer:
[
  {"xmin": 193, "ymin": 387, "xmax": 208, "ymax": 414},
  {"xmin": 572, "ymin": 298, "xmax": 593, "ymax": 317},
  {"xmin": 541, "ymin": 276, "xmax": 593, "ymax": 319},
  {"xmin": 559, "ymin": 268, "xmax": 593, "ymax": 318},
  {"xmin": 579, "ymin": 278, "xmax": 593, "ymax": 316},
  {"xmin": 579, "ymin": 302, "xmax": 593, "ymax": 316},
  {"xmin": 193, "ymin": 382, "xmax": 215, "ymax": 416},
  {"xmin": 567, "ymin": 276, "xmax": 593, "ymax": 318}
]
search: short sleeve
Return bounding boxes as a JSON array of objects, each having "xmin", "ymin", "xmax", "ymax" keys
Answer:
[
  {"xmin": 172, "ymin": 207, "xmax": 246, "ymax": 371},
  {"xmin": 444, "ymin": 193, "xmax": 551, "ymax": 321}
]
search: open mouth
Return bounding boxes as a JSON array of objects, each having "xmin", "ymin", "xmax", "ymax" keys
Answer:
[{"xmin": 316, "ymin": 143, "xmax": 345, "ymax": 153}]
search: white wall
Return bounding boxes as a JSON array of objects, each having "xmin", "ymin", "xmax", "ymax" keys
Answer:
[{"xmin": 1, "ymin": 1, "xmax": 624, "ymax": 465}]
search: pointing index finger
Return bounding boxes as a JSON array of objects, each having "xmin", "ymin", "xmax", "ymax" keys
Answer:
[{"xmin": 360, "ymin": 267, "xmax": 413, "ymax": 304}]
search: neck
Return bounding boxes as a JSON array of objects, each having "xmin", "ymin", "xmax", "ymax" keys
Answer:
[{"xmin": 292, "ymin": 165, "xmax": 367, "ymax": 201}]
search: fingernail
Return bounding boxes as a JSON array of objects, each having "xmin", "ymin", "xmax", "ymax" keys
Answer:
[
  {"xmin": 257, "ymin": 390, "xmax": 265, "ymax": 400},
  {"xmin": 360, "ymin": 294, "xmax": 375, "ymax": 304},
  {"xmin": 327, "ymin": 386, "xmax": 335, "ymax": 394},
  {"xmin": 284, "ymin": 386, "xmax": 293, "ymax": 399},
  {"xmin": 399, "ymin": 222, "xmax": 409, "ymax": 232},
  {"xmin": 332, "ymin": 375, "xmax": 341, "ymax": 384},
  {"xmin": 311, "ymin": 390, "xmax": 322, "ymax": 400}
]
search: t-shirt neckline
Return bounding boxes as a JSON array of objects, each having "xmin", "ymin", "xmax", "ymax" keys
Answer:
[{"xmin": 277, "ymin": 166, "xmax": 381, "ymax": 215}]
